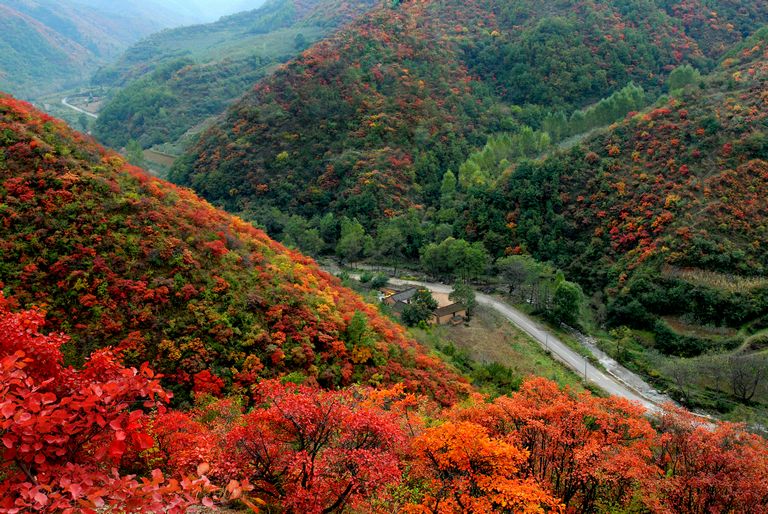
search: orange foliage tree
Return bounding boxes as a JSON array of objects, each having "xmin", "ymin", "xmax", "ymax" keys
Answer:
[
  {"xmin": 407, "ymin": 420, "xmax": 563, "ymax": 513},
  {"xmin": 446, "ymin": 378, "xmax": 657, "ymax": 513}
]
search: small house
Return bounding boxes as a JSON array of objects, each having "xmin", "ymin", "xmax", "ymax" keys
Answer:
[
  {"xmin": 432, "ymin": 303, "xmax": 467, "ymax": 325},
  {"xmin": 382, "ymin": 287, "xmax": 419, "ymax": 306},
  {"xmin": 377, "ymin": 287, "xmax": 398, "ymax": 303}
]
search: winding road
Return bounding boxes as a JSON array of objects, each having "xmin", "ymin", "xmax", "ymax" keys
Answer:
[
  {"xmin": 383, "ymin": 276, "xmax": 670, "ymax": 413},
  {"xmin": 61, "ymin": 97, "xmax": 98, "ymax": 119}
]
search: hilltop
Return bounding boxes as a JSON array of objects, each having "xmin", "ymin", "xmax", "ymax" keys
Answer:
[
  {"xmin": 0, "ymin": 93, "xmax": 465, "ymax": 404},
  {"xmin": 170, "ymin": 0, "xmax": 768, "ymax": 223}
]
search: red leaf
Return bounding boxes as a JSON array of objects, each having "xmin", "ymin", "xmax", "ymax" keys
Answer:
[
  {"xmin": 133, "ymin": 431, "xmax": 154, "ymax": 450},
  {"xmin": 108, "ymin": 439, "xmax": 126, "ymax": 460},
  {"xmin": 33, "ymin": 491, "xmax": 48, "ymax": 506},
  {"xmin": 0, "ymin": 402, "xmax": 15, "ymax": 418}
]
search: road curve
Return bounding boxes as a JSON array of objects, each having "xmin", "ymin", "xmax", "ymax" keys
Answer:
[
  {"xmin": 61, "ymin": 97, "xmax": 98, "ymax": 119},
  {"xmin": 385, "ymin": 277, "xmax": 662, "ymax": 413}
]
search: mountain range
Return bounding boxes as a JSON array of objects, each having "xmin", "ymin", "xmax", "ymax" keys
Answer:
[
  {"xmin": 91, "ymin": 0, "xmax": 378, "ymax": 152},
  {"xmin": 171, "ymin": 0, "xmax": 768, "ymax": 218},
  {"xmin": 0, "ymin": 0, "xmax": 268, "ymax": 98}
]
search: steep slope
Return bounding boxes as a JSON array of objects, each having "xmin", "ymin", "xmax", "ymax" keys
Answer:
[
  {"xmin": 0, "ymin": 0, "xmax": 201, "ymax": 98},
  {"xmin": 498, "ymin": 28, "xmax": 768, "ymax": 354},
  {"xmin": 92, "ymin": 0, "xmax": 378, "ymax": 150},
  {"xmin": 0, "ymin": 93, "xmax": 465, "ymax": 403},
  {"xmin": 170, "ymin": 0, "xmax": 768, "ymax": 223}
]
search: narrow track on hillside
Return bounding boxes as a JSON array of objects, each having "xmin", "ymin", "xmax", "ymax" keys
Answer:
[{"xmin": 384, "ymin": 277, "xmax": 666, "ymax": 412}]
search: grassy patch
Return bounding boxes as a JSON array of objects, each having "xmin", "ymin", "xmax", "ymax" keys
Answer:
[
  {"xmin": 662, "ymin": 315, "xmax": 738, "ymax": 339},
  {"xmin": 662, "ymin": 265, "xmax": 768, "ymax": 294},
  {"xmin": 409, "ymin": 306, "xmax": 586, "ymax": 396}
]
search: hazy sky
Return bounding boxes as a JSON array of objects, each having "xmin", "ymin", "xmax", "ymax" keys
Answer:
[{"xmin": 178, "ymin": 0, "xmax": 267, "ymax": 21}]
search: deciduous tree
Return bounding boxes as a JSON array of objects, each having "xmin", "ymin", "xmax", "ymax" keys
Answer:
[
  {"xmin": 407, "ymin": 420, "xmax": 563, "ymax": 513},
  {"xmin": 223, "ymin": 380, "xmax": 405, "ymax": 513}
]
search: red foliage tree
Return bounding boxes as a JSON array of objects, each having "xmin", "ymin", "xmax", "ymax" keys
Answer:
[
  {"xmin": 0, "ymin": 295, "xmax": 212, "ymax": 512},
  {"xmin": 222, "ymin": 380, "xmax": 405, "ymax": 513},
  {"xmin": 502, "ymin": 379, "xmax": 656, "ymax": 512},
  {"xmin": 193, "ymin": 370, "xmax": 225, "ymax": 397},
  {"xmin": 647, "ymin": 406, "xmax": 768, "ymax": 514}
]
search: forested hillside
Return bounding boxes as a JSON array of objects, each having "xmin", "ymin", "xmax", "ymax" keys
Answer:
[
  {"xmin": 161, "ymin": 0, "xmax": 768, "ymax": 417},
  {"xmin": 3, "ymin": 59, "xmax": 768, "ymax": 513},
  {"xmin": 92, "ymin": 0, "xmax": 378, "ymax": 151},
  {"xmin": 0, "ymin": 0, "xmax": 201, "ymax": 97},
  {"xmin": 0, "ymin": 93, "xmax": 465, "ymax": 405},
  {"xmin": 494, "ymin": 28, "xmax": 768, "ymax": 354},
  {"xmin": 171, "ymin": 0, "xmax": 768, "ymax": 221}
]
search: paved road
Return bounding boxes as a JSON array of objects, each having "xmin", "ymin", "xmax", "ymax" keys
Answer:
[
  {"xmin": 384, "ymin": 277, "xmax": 663, "ymax": 413},
  {"xmin": 61, "ymin": 97, "xmax": 98, "ymax": 119}
]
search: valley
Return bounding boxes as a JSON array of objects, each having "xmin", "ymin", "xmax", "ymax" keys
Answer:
[
  {"xmin": 29, "ymin": 0, "xmax": 768, "ymax": 432},
  {"xmin": 61, "ymin": 95, "xmax": 99, "ymax": 119},
  {"xmin": 4, "ymin": 0, "xmax": 768, "ymax": 512}
]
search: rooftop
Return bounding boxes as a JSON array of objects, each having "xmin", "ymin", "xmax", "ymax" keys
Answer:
[
  {"xmin": 433, "ymin": 303, "xmax": 466, "ymax": 317},
  {"xmin": 388, "ymin": 287, "xmax": 419, "ymax": 302}
]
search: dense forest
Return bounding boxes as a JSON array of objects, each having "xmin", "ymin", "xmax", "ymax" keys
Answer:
[
  {"xmin": 163, "ymin": 0, "xmax": 768, "ymax": 419},
  {"xmin": 5, "ymin": 298, "xmax": 768, "ymax": 513},
  {"xmin": 3, "ymin": 94, "xmax": 768, "ymax": 513},
  {"xmin": 171, "ymin": 0, "xmax": 768, "ymax": 218},
  {"xmin": 499, "ymin": 33, "xmax": 768, "ymax": 342},
  {"xmin": 167, "ymin": 0, "xmax": 768, "ymax": 347}
]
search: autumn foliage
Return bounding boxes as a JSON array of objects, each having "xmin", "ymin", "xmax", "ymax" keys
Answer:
[
  {"xmin": 148, "ymin": 378, "xmax": 768, "ymax": 513},
  {"xmin": 223, "ymin": 381, "xmax": 405, "ymax": 513},
  {"xmin": 407, "ymin": 421, "xmax": 562, "ymax": 513},
  {"xmin": 0, "ymin": 93, "xmax": 466, "ymax": 405},
  {"xmin": 173, "ymin": 0, "xmax": 768, "ymax": 223},
  {"xmin": 498, "ymin": 29, "xmax": 768, "ymax": 355},
  {"xmin": 2, "ymin": 295, "xmax": 768, "ymax": 512},
  {"xmin": 0, "ymin": 294, "xmax": 216, "ymax": 512},
  {"xmin": 4, "ymin": 40, "xmax": 768, "ymax": 510},
  {"xmin": 650, "ymin": 407, "xmax": 768, "ymax": 514}
]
